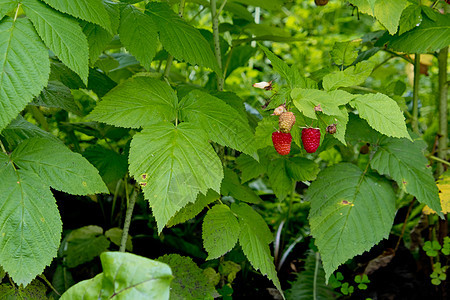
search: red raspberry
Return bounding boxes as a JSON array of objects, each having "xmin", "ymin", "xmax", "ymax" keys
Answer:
[
  {"xmin": 301, "ymin": 128, "xmax": 321, "ymax": 153},
  {"xmin": 272, "ymin": 132, "xmax": 292, "ymax": 155}
]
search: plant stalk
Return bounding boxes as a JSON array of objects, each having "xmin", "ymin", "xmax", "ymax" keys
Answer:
[
  {"xmin": 437, "ymin": 46, "xmax": 448, "ymax": 176},
  {"xmin": 120, "ymin": 186, "xmax": 138, "ymax": 252},
  {"xmin": 210, "ymin": 0, "xmax": 224, "ymax": 91},
  {"xmin": 411, "ymin": 54, "xmax": 420, "ymax": 134}
]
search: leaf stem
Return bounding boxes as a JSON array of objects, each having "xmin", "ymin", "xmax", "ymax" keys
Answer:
[
  {"xmin": 39, "ymin": 274, "xmax": 60, "ymax": 296},
  {"xmin": 313, "ymin": 252, "xmax": 320, "ymax": 300},
  {"xmin": 210, "ymin": 0, "xmax": 224, "ymax": 91},
  {"xmin": 437, "ymin": 45, "xmax": 448, "ymax": 176},
  {"xmin": 110, "ymin": 178, "xmax": 123, "ymax": 224},
  {"xmin": 429, "ymin": 155, "xmax": 450, "ymax": 167},
  {"xmin": 120, "ymin": 186, "xmax": 138, "ymax": 252},
  {"xmin": 216, "ymin": 0, "xmax": 228, "ymax": 17},
  {"xmin": 394, "ymin": 198, "xmax": 415, "ymax": 252},
  {"xmin": 14, "ymin": 3, "xmax": 20, "ymax": 21},
  {"xmin": 411, "ymin": 54, "xmax": 420, "ymax": 134},
  {"xmin": 0, "ymin": 140, "xmax": 7, "ymax": 154}
]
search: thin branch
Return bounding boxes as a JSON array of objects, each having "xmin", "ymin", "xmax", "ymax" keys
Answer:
[
  {"xmin": 411, "ymin": 54, "xmax": 420, "ymax": 134},
  {"xmin": 437, "ymin": 45, "xmax": 448, "ymax": 176},
  {"xmin": 211, "ymin": 0, "xmax": 224, "ymax": 91},
  {"xmin": 395, "ymin": 199, "xmax": 415, "ymax": 252},
  {"xmin": 120, "ymin": 186, "xmax": 138, "ymax": 252},
  {"xmin": 216, "ymin": 0, "xmax": 228, "ymax": 17}
]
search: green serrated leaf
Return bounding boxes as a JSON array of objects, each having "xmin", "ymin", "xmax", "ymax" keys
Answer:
[
  {"xmin": 371, "ymin": 136, "xmax": 441, "ymax": 214},
  {"xmin": 286, "ymin": 157, "xmax": 320, "ymax": 181},
  {"xmin": 146, "ymin": 2, "xmax": 219, "ymax": 74},
  {"xmin": 41, "ymin": 0, "xmax": 112, "ymax": 33},
  {"xmin": 88, "ymin": 76, "xmax": 178, "ymax": 128},
  {"xmin": 221, "ymin": 168, "xmax": 261, "ymax": 204},
  {"xmin": 33, "ymin": 80, "xmax": 81, "ymax": 115},
  {"xmin": 63, "ymin": 225, "xmax": 110, "ymax": 268},
  {"xmin": 12, "ymin": 137, "xmax": 108, "ymax": 195},
  {"xmin": 374, "ymin": 0, "xmax": 408, "ymax": 34},
  {"xmin": 203, "ymin": 204, "xmax": 240, "ymax": 260},
  {"xmin": 60, "ymin": 273, "xmax": 103, "ymax": 300},
  {"xmin": 258, "ymin": 43, "xmax": 294, "ymax": 88},
  {"xmin": 236, "ymin": 154, "xmax": 265, "ymax": 183},
  {"xmin": 83, "ymin": 145, "xmax": 128, "ymax": 184},
  {"xmin": 267, "ymin": 159, "xmax": 293, "ymax": 200},
  {"xmin": 323, "ymin": 61, "xmax": 374, "ymax": 91},
  {"xmin": 349, "ymin": 93, "xmax": 410, "ymax": 140},
  {"xmin": 345, "ymin": 113, "xmax": 380, "ymax": 144},
  {"xmin": 0, "ymin": 17, "xmax": 50, "ymax": 132},
  {"xmin": 330, "ymin": 40, "xmax": 361, "ymax": 66},
  {"xmin": 398, "ymin": 4, "xmax": 422, "ymax": 35},
  {"xmin": 0, "ymin": 1, "xmax": 16, "ymax": 19},
  {"xmin": 158, "ymin": 254, "xmax": 216, "ymax": 299},
  {"xmin": 254, "ymin": 116, "xmax": 278, "ymax": 150},
  {"xmin": 81, "ymin": 22, "xmax": 112, "ymax": 66},
  {"xmin": 119, "ymin": 4, "xmax": 157, "ymax": 70},
  {"xmin": 167, "ymin": 190, "xmax": 220, "ymax": 227},
  {"xmin": 0, "ymin": 159, "xmax": 62, "ymax": 286},
  {"xmin": 129, "ymin": 122, "xmax": 223, "ymax": 232},
  {"xmin": 231, "ymin": 203, "xmax": 281, "ymax": 291},
  {"xmin": 22, "ymin": 0, "xmax": 89, "ymax": 84},
  {"xmin": 306, "ymin": 163, "xmax": 396, "ymax": 281},
  {"xmin": 319, "ymin": 108, "xmax": 349, "ymax": 145}
]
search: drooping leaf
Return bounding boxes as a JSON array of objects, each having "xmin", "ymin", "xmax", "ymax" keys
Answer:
[
  {"xmin": 221, "ymin": 168, "xmax": 261, "ymax": 204},
  {"xmin": 88, "ymin": 76, "xmax": 178, "ymax": 128},
  {"xmin": 0, "ymin": 17, "xmax": 50, "ymax": 132},
  {"xmin": 231, "ymin": 203, "xmax": 281, "ymax": 291},
  {"xmin": 267, "ymin": 158, "xmax": 293, "ymax": 201},
  {"xmin": 322, "ymin": 61, "xmax": 374, "ymax": 91},
  {"xmin": 167, "ymin": 190, "xmax": 220, "ymax": 227},
  {"xmin": 129, "ymin": 122, "xmax": 223, "ymax": 232},
  {"xmin": 349, "ymin": 93, "xmax": 410, "ymax": 140},
  {"xmin": 81, "ymin": 22, "xmax": 112, "ymax": 66},
  {"xmin": 33, "ymin": 80, "xmax": 81, "ymax": 115},
  {"xmin": 370, "ymin": 137, "xmax": 441, "ymax": 214},
  {"xmin": 41, "ymin": 0, "xmax": 112, "ymax": 33},
  {"xmin": 306, "ymin": 163, "xmax": 396, "ymax": 280},
  {"xmin": 12, "ymin": 137, "xmax": 108, "ymax": 195},
  {"xmin": 286, "ymin": 157, "xmax": 320, "ymax": 182},
  {"xmin": 158, "ymin": 254, "xmax": 216, "ymax": 300},
  {"xmin": 345, "ymin": 113, "xmax": 380, "ymax": 145},
  {"xmin": 319, "ymin": 108, "xmax": 349, "ymax": 145},
  {"xmin": 60, "ymin": 273, "xmax": 103, "ymax": 300},
  {"xmin": 203, "ymin": 204, "xmax": 240, "ymax": 260},
  {"xmin": 83, "ymin": 145, "xmax": 128, "ymax": 184},
  {"xmin": 146, "ymin": 2, "xmax": 220, "ymax": 74},
  {"xmin": 22, "ymin": 0, "xmax": 89, "ymax": 84},
  {"xmin": 63, "ymin": 225, "xmax": 110, "ymax": 268},
  {"xmin": 119, "ymin": 4, "xmax": 158, "ymax": 70},
  {"xmin": 254, "ymin": 116, "xmax": 278, "ymax": 150},
  {"xmin": 236, "ymin": 154, "xmax": 265, "ymax": 183},
  {"xmin": 0, "ymin": 156, "xmax": 62, "ymax": 286},
  {"xmin": 179, "ymin": 90, "xmax": 256, "ymax": 155},
  {"xmin": 258, "ymin": 43, "xmax": 295, "ymax": 88},
  {"xmin": 398, "ymin": 4, "xmax": 422, "ymax": 35},
  {"xmin": 330, "ymin": 40, "xmax": 361, "ymax": 66},
  {"xmin": 373, "ymin": 0, "xmax": 408, "ymax": 34}
]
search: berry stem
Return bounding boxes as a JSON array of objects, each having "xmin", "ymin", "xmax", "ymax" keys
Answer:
[{"xmin": 120, "ymin": 183, "xmax": 138, "ymax": 252}]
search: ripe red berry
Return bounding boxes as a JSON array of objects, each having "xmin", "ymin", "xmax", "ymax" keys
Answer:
[
  {"xmin": 301, "ymin": 128, "xmax": 321, "ymax": 153},
  {"xmin": 272, "ymin": 132, "xmax": 292, "ymax": 155}
]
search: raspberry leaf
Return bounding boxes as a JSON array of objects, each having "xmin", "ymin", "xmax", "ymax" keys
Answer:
[
  {"xmin": 202, "ymin": 204, "xmax": 240, "ymax": 260},
  {"xmin": 128, "ymin": 122, "xmax": 223, "ymax": 233},
  {"xmin": 371, "ymin": 137, "xmax": 442, "ymax": 215},
  {"xmin": 267, "ymin": 158, "xmax": 293, "ymax": 200},
  {"xmin": 323, "ymin": 61, "xmax": 374, "ymax": 91},
  {"xmin": 306, "ymin": 163, "xmax": 396, "ymax": 281},
  {"xmin": 221, "ymin": 168, "xmax": 261, "ymax": 204}
]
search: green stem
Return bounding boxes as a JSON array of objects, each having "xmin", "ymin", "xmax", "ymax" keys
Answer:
[
  {"xmin": 429, "ymin": 155, "xmax": 450, "ymax": 167},
  {"xmin": 110, "ymin": 178, "xmax": 123, "ymax": 224},
  {"xmin": 411, "ymin": 54, "xmax": 420, "ymax": 134},
  {"xmin": 120, "ymin": 186, "xmax": 138, "ymax": 252},
  {"xmin": 313, "ymin": 252, "xmax": 320, "ymax": 300},
  {"xmin": 345, "ymin": 85, "xmax": 378, "ymax": 94},
  {"xmin": 437, "ymin": 46, "xmax": 448, "ymax": 176},
  {"xmin": 14, "ymin": 3, "xmax": 20, "ymax": 20},
  {"xmin": 280, "ymin": 182, "xmax": 296, "ymax": 257},
  {"xmin": 39, "ymin": 274, "xmax": 60, "ymax": 296},
  {"xmin": 210, "ymin": 0, "xmax": 224, "ymax": 91},
  {"xmin": 0, "ymin": 140, "xmax": 7, "ymax": 154}
]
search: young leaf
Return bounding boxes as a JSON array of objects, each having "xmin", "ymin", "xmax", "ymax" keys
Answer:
[
  {"xmin": 0, "ymin": 17, "xmax": 50, "ymax": 132},
  {"xmin": 258, "ymin": 43, "xmax": 294, "ymax": 88},
  {"xmin": 203, "ymin": 204, "xmax": 240, "ymax": 260},
  {"xmin": 322, "ymin": 61, "xmax": 373, "ymax": 91},
  {"xmin": 231, "ymin": 203, "xmax": 281, "ymax": 291},
  {"xmin": 88, "ymin": 76, "xmax": 178, "ymax": 129},
  {"xmin": 179, "ymin": 90, "xmax": 256, "ymax": 156},
  {"xmin": 330, "ymin": 40, "xmax": 361, "ymax": 66},
  {"xmin": 373, "ymin": 0, "xmax": 408, "ymax": 34},
  {"xmin": 22, "ymin": 0, "xmax": 89, "ymax": 84},
  {"xmin": 119, "ymin": 4, "xmax": 158, "ymax": 70},
  {"xmin": 349, "ymin": 93, "xmax": 410, "ymax": 140},
  {"xmin": 370, "ymin": 137, "xmax": 442, "ymax": 214},
  {"xmin": 157, "ymin": 254, "xmax": 216, "ymax": 299},
  {"xmin": 398, "ymin": 4, "xmax": 422, "ymax": 35},
  {"xmin": 41, "ymin": 0, "xmax": 112, "ymax": 33},
  {"xmin": 128, "ymin": 122, "xmax": 223, "ymax": 232},
  {"xmin": 146, "ymin": 2, "xmax": 220, "ymax": 74},
  {"xmin": 254, "ymin": 116, "xmax": 278, "ymax": 150},
  {"xmin": 11, "ymin": 138, "xmax": 108, "ymax": 195},
  {"xmin": 267, "ymin": 158, "xmax": 293, "ymax": 201},
  {"xmin": 306, "ymin": 163, "xmax": 396, "ymax": 281},
  {"xmin": 0, "ymin": 158, "xmax": 62, "ymax": 286}
]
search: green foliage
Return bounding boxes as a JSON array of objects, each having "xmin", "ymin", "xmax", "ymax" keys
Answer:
[
  {"xmin": 33, "ymin": 81, "xmax": 81, "ymax": 115},
  {"xmin": 423, "ymin": 240, "xmax": 442, "ymax": 257},
  {"xmin": 442, "ymin": 237, "xmax": 450, "ymax": 256},
  {"xmin": 105, "ymin": 228, "xmax": 133, "ymax": 252},
  {"xmin": 355, "ymin": 274, "xmax": 370, "ymax": 290},
  {"xmin": 323, "ymin": 61, "xmax": 374, "ymax": 91},
  {"xmin": 83, "ymin": 145, "xmax": 128, "ymax": 184},
  {"xmin": 0, "ymin": 279, "xmax": 47, "ymax": 299},
  {"xmin": 330, "ymin": 40, "xmax": 361, "ymax": 66},
  {"xmin": 221, "ymin": 168, "xmax": 261, "ymax": 203},
  {"xmin": 430, "ymin": 262, "xmax": 448, "ymax": 286}
]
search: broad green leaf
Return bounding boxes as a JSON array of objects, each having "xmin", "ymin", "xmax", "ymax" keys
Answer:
[
  {"xmin": 129, "ymin": 122, "xmax": 223, "ymax": 232},
  {"xmin": 398, "ymin": 4, "xmax": 422, "ymax": 35},
  {"xmin": 319, "ymin": 108, "xmax": 349, "ymax": 145},
  {"xmin": 306, "ymin": 163, "xmax": 396, "ymax": 280},
  {"xmin": 203, "ymin": 204, "xmax": 240, "ymax": 260},
  {"xmin": 41, "ymin": 0, "xmax": 112, "ymax": 33},
  {"xmin": 119, "ymin": 4, "xmax": 158, "ymax": 70},
  {"xmin": 0, "ymin": 1, "xmax": 16, "ymax": 19},
  {"xmin": 386, "ymin": 11, "xmax": 450, "ymax": 53},
  {"xmin": 286, "ymin": 251, "xmax": 337, "ymax": 300},
  {"xmin": 0, "ymin": 17, "xmax": 50, "ymax": 132},
  {"xmin": 158, "ymin": 254, "xmax": 216, "ymax": 299},
  {"xmin": 179, "ymin": 90, "xmax": 256, "ymax": 155},
  {"xmin": 0, "ymin": 159, "xmax": 61, "ymax": 286},
  {"xmin": 103, "ymin": 0, "xmax": 120, "ymax": 34},
  {"xmin": 291, "ymin": 88, "xmax": 354, "ymax": 119},
  {"xmin": 236, "ymin": 154, "xmax": 265, "ymax": 183},
  {"xmin": 345, "ymin": 113, "xmax": 380, "ymax": 145},
  {"xmin": 370, "ymin": 137, "xmax": 441, "ymax": 214},
  {"xmin": 286, "ymin": 157, "xmax": 320, "ymax": 182},
  {"xmin": 88, "ymin": 76, "xmax": 178, "ymax": 128},
  {"xmin": 105, "ymin": 228, "xmax": 133, "ymax": 252},
  {"xmin": 258, "ymin": 43, "xmax": 294, "ymax": 87},
  {"xmin": 83, "ymin": 145, "xmax": 128, "ymax": 184},
  {"xmin": 22, "ymin": 0, "xmax": 89, "ymax": 84},
  {"xmin": 60, "ymin": 273, "xmax": 103, "ymax": 300},
  {"xmin": 33, "ymin": 80, "xmax": 81, "ymax": 115},
  {"xmin": 221, "ymin": 168, "xmax": 261, "ymax": 204},
  {"xmin": 330, "ymin": 40, "xmax": 361, "ymax": 66},
  {"xmin": 167, "ymin": 190, "xmax": 220, "ymax": 227},
  {"xmin": 231, "ymin": 203, "xmax": 281, "ymax": 291},
  {"xmin": 373, "ymin": 0, "xmax": 408, "ymax": 34},
  {"xmin": 101, "ymin": 252, "xmax": 172, "ymax": 299},
  {"xmin": 254, "ymin": 116, "xmax": 278, "ymax": 150},
  {"xmin": 81, "ymin": 22, "xmax": 112, "ymax": 66},
  {"xmin": 12, "ymin": 137, "xmax": 108, "ymax": 195},
  {"xmin": 267, "ymin": 158, "xmax": 293, "ymax": 201},
  {"xmin": 63, "ymin": 225, "xmax": 110, "ymax": 268},
  {"xmin": 349, "ymin": 93, "xmax": 410, "ymax": 140},
  {"xmin": 146, "ymin": 2, "xmax": 219, "ymax": 74},
  {"xmin": 0, "ymin": 279, "xmax": 47, "ymax": 299},
  {"xmin": 322, "ymin": 61, "xmax": 374, "ymax": 91}
]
